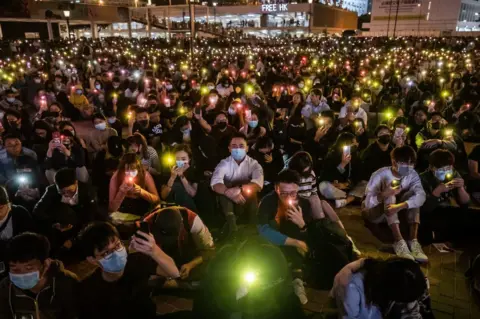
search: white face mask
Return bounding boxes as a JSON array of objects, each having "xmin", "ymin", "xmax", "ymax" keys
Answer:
[{"xmin": 95, "ymin": 122, "xmax": 107, "ymax": 131}]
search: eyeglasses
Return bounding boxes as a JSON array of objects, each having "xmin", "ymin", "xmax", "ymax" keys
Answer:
[
  {"xmin": 279, "ymin": 191, "xmax": 298, "ymax": 198},
  {"xmin": 97, "ymin": 241, "xmax": 124, "ymax": 260}
]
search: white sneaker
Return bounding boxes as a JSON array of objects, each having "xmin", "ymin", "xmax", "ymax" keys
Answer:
[
  {"xmin": 409, "ymin": 239, "xmax": 429, "ymax": 263},
  {"xmin": 335, "ymin": 199, "xmax": 347, "ymax": 208},
  {"xmin": 292, "ymin": 278, "xmax": 308, "ymax": 305},
  {"xmin": 393, "ymin": 240, "xmax": 415, "ymax": 261}
]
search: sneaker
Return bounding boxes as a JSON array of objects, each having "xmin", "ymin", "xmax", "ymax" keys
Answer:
[
  {"xmin": 393, "ymin": 240, "xmax": 415, "ymax": 261},
  {"xmin": 292, "ymin": 278, "xmax": 308, "ymax": 305},
  {"xmin": 409, "ymin": 239, "xmax": 429, "ymax": 263},
  {"xmin": 335, "ymin": 199, "xmax": 347, "ymax": 208}
]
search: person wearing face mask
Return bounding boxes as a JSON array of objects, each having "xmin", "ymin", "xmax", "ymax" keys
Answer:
[
  {"xmin": 3, "ymin": 109, "xmax": 33, "ymax": 147},
  {"xmin": 88, "ymin": 113, "xmax": 117, "ymax": 155},
  {"xmin": 216, "ymin": 77, "xmax": 233, "ymax": 98},
  {"xmin": 33, "ymin": 168, "xmax": 99, "ymax": 256},
  {"xmin": 250, "ymin": 136, "xmax": 284, "ymax": 197},
  {"xmin": 108, "ymin": 153, "xmax": 160, "ymax": 220},
  {"xmin": 338, "ymin": 95, "xmax": 368, "ymax": 129},
  {"xmin": 239, "ymin": 110, "xmax": 266, "ymax": 146},
  {"xmin": 104, "ymin": 108, "xmax": 123, "ymax": 138},
  {"xmin": 0, "ymin": 90, "xmax": 23, "ymax": 112},
  {"xmin": 0, "ymin": 232, "xmax": 79, "ymax": 319},
  {"xmin": 77, "ymin": 221, "xmax": 179, "ymax": 319},
  {"xmin": 0, "ymin": 135, "xmax": 38, "ymax": 186},
  {"xmin": 126, "ymin": 133, "xmax": 161, "ymax": 176},
  {"xmin": 416, "ymin": 112, "xmax": 468, "ymax": 173},
  {"xmin": 408, "ymin": 106, "xmax": 427, "ymax": 150},
  {"xmin": 211, "ymin": 133, "xmax": 264, "ymax": 236},
  {"xmin": 53, "ymin": 74, "xmax": 66, "ymax": 93},
  {"xmin": 44, "ymin": 130, "xmax": 89, "ymax": 184},
  {"xmin": 319, "ymin": 133, "xmax": 363, "ymax": 209},
  {"xmin": 419, "ymin": 149, "xmax": 471, "ymax": 243},
  {"xmin": 360, "ymin": 125, "xmax": 394, "ymax": 181},
  {"xmin": 391, "ymin": 116, "xmax": 409, "ymax": 148},
  {"xmin": 0, "ymin": 187, "xmax": 35, "ymax": 278},
  {"xmin": 363, "ymin": 146, "xmax": 428, "ymax": 262},
  {"xmin": 201, "ymin": 91, "xmax": 222, "ymax": 125},
  {"xmin": 26, "ymin": 73, "xmax": 44, "ymax": 105},
  {"xmin": 69, "ymin": 85, "xmax": 92, "ymax": 118},
  {"xmin": 31, "ymin": 120, "xmax": 53, "ymax": 164},
  {"xmin": 161, "ymin": 144, "xmax": 199, "ymax": 213}
]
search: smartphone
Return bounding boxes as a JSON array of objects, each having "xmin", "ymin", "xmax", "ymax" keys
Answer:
[
  {"xmin": 391, "ymin": 179, "xmax": 400, "ymax": 188},
  {"xmin": 245, "ymin": 109, "xmax": 252, "ymax": 119},
  {"xmin": 52, "ymin": 132, "xmax": 61, "ymax": 145},
  {"xmin": 136, "ymin": 221, "xmax": 150, "ymax": 241},
  {"xmin": 343, "ymin": 145, "xmax": 351, "ymax": 156}
]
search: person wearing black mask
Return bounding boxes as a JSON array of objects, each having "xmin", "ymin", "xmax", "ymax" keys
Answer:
[
  {"xmin": 3, "ymin": 109, "xmax": 32, "ymax": 147},
  {"xmin": 31, "ymin": 120, "xmax": 53, "ymax": 164},
  {"xmin": 408, "ymin": 106, "xmax": 427, "ymax": 150},
  {"xmin": 129, "ymin": 108, "xmax": 151, "ymax": 137},
  {"xmin": 360, "ymin": 125, "xmax": 394, "ymax": 181},
  {"xmin": 272, "ymin": 107, "xmax": 288, "ymax": 154},
  {"xmin": 250, "ymin": 136, "xmax": 284, "ymax": 197}
]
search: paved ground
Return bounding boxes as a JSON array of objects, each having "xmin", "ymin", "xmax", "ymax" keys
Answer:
[{"xmin": 70, "ymin": 121, "xmax": 480, "ymax": 318}]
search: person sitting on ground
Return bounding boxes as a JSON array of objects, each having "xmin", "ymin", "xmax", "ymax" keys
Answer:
[
  {"xmin": 319, "ymin": 132, "xmax": 364, "ymax": 209},
  {"xmin": 331, "ymin": 257, "xmax": 433, "ymax": 319},
  {"xmin": 77, "ymin": 221, "xmax": 179, "ymax": 319},
  {"xmin": 108, "ymin": 153, "xmax": 159, "ymax": 221},
  {"xmin": 0, "ymin": 186, "xmax": 35, "ymax": 279},
  {"xmin": 467, "ymin": 144, "xmax": 480, "ymax": 203},
  {"xmin": 0, "ymin": 134, "xmax": 38, "ymax": 185},
  {"xmin": 160, "ymin": 144, "xmax": 199, "ymax": 212},
  {"xmin": 249, "ymin": 136, "xmax": 284, "ymax": 196},
  {"xmin": 69, "ymin": 85, "xmax": 92, "ymax": 118},
  {"xmin": 144, "ymin": 206, "xmax": 214, "ymax": 282},
  {"xmin": 44, "ymin": 130, "xmax": 89, "ymax": 184},
  {"xmin": 211, "ymin": 133, "xmax": 263, "ymax": 235},
  {"xmin": 3, "ymin": 109, "xmax": 33, "ymax": 147},
  {"xmin": 0, "ymin": 232, "xmax": 79, "ymax": 319},
  {"xmin": 126, "ymin": 133, "xmax": 161, "ymax": 176},
  {"xmin": 360, "ymin": 124, "xmax": 394, "ymax": 181},
  {"xmin": 33, "ymin": 168, "xmax": 99, "ymax": 256},
  {"xmin": 362, "ymin": 146, "xmax": 428, "ymax": 262},
  {"xmin": 419, "ymin": 149, "xmax": 470, "ymax": 243},
  {"xmin": 88, "ymin": 113, "xmax": 117, "ymax": 155}
]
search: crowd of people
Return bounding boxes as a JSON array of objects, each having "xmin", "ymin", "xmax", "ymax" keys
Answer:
[{"xmin": 0, "ymin": 35, "xmax": 480, "ymax": 318}]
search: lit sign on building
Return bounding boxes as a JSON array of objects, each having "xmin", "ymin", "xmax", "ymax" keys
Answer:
[{"xmin": 261, "ymin": 4, "xmax": 289, "ymax": 12}]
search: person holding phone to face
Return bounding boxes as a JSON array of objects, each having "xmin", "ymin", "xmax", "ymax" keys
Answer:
[
  {"xmin": 319, "ymin": 132, "xmax": 363, "ymax": 209},
  {"xmin": 161, "ymin": 144, "xmax": 199, "ymax": 212},
  {"xmin": 108, "ymin": 153, "xmax": 159, "ymax": 220}
]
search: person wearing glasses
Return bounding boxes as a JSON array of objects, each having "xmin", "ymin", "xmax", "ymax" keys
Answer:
[{"xmin": 77, "ymin": 221, "xmax": 180, "ymax": 319}]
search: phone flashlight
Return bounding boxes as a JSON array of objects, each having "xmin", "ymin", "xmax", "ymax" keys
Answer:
[
  {"xmin": 391, "ymin": 179, "xmax": 400, "ymax": 187},
  {"xmin": 18, "ymin": 175, "xmax": 27, "ymax": 185},
  {"xmin": 343, "ymin": 145, "xmax": 351, "ymax": 156}
]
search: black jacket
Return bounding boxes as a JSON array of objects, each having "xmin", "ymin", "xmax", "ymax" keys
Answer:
[{"xmin": 0, "ymin": 205, "xmax": 35, "ymax": 265}]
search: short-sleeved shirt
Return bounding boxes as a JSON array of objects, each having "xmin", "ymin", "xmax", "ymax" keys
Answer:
[
  {"xmin": 78, "ymin": 253, "xmax": 157, "ymax": 319},
  {"xmin": 468, "ymin": 145, "xmax": 480, "ymax": 163}
]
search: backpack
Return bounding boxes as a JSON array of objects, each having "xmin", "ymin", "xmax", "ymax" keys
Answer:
[{"xmin": 305, "ymin": 218, "xmax": 356, "ymax": 290}]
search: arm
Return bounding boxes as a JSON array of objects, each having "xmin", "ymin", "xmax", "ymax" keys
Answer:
[
  {"xmin": 468, "ymin": 159, "xmax": 480, "ymax": 179},
  {"xmin": 139, "ymin": 172, "xmax": 160, "ymax": 204},
  {"xmin": 179, "ymin": 176, "xmax": 198, "ymax": 197},
  {"xmin": 363, "ymin": 172, "xmax": 385, "ymax": 210},
  {"xmin": 258, "ymin": 224, "xmax": 288, "ymax": 245},
  {"xmin": 404, "ymin": 173, "xmax": 427, "ymax": 209},
  {"xmin": 249, "ymin": 160, "xmax": 264, "ymax": 191},
  {"xmin": 148, "ymin": 150, "xmax": 162, "ymax": 175},
  {"xmin": 197, "ymin": 115, "xmax": 212, "ymax": 133},
  {"xmin": 32, "ymin": 187, "xmax": 56, "ymax": 223},
  {"xmin": 108, "ymin": 174, "xmax": 127, "ymax": 212}
]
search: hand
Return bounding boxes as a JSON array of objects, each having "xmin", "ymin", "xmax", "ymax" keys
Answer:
[
  {"xmin": 177, "ymin": 163, "xmax": 189, "ymax": 177},
  {"xmin": 58, "ymin": 144, "xmax": 71, "ymax": 157},
  {"xmin": 433, "ymin": 183, "xmax": 451, "ymax": 196},
  {"xmin": 382, "ymin": 186, "xmax": 401, "ymax": 198},
  {"xmin": 355, "ymin": 127, "xmax": 365, "ymax": 136},
  {"xmin": 53, "ymin": 223, "xmax": 74, "ymax": 232},
  {"xmin": 341, "ymin": 153, "xmax": 352, "ymax": 167},
  {"xmin": 423, "ymin": 139, "xmax": 441, "ymax": 149},
  {"xmin": 449, "ymin": 178, "xmax": 464, "ymax": 189},
  {"xmin": 180, "ymin": 263, "xmax": 194, "ymax": 280},
  {"xmin": 286, "ymin": 205, "xmax": 305, "ymax": 229},
  {"xmin": 386, "ymin": 203, "xmax": 405, "ymax": 216},
  {"xmin": 48, "ymin": 140, "xmax": 59, "ymax": 151},
  {"xmin": 224, "ymin": 187, "xmax": 241, "ymax": 199},
  {"xmin": 314, "ymin": 126, "xmax": 328, "ymax": 141},
  {"xmin": 334, "ymin": 182, "xmax": 350, "ymax": 190},
  {"xmin": 130, "ymin": 231, "xmax": 160, "ymax": 258},
  {"xmin": 119, "ymin": 182, "xmax": 132, "ymax": 193},
  {"xmin": 132, "ymin": 184, "xmax": 142, "ymax": 196},
  {"xmin": 264, "ymin": 153, "xmax": 273, "ymax": 163},
  {"xmin": 194, "ymin": 109, "xmax": 202, "ymax": 120},
  {"xmin": 295, "ymin": 240, "xmax": 308, "ymax": 257},
  {"xmin": 231, "ymin": 193, "xmax": 246, "ymax": 205},
  {"xmin": 170, "ymin": 165, "xmax": 178, "ymax": 178}
]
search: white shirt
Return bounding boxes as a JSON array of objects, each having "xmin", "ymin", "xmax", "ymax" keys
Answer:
[
  {"xmin": 339, "ymin": 101, "xmax": 368, "ymax": 126},
  {"xmin": 211, "ymin": 155, "xmax": 264, "ymax": 189},
  {"xmin": 364, "ymin": 166, "xmax": 426, "ymax": 210},
  {"xmin": 301, "ymin": 98, "xmax": 330, "ymax": 130}
]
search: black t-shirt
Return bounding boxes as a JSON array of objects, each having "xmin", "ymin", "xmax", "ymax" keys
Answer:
[
  {"xmin": 468, "ymin": 145, "xmax": 480, "ymax": 163},
  {"xmin": 77, "ymin": 253, "xmax": 157, "ymax": 319},
  {"xmin": 132, "ymin": 121, "xmax": 164, "ymax": 141}
]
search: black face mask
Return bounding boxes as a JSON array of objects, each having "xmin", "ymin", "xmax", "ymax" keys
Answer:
[
  {"xmin": 378, "ymin": 134, "xmax": 391, "ymax": 145},
  {"xmin": 138, "ymin": 120, "xmax": 149, "ymax": 128},
  {"xmin": 275, "ymin": 111, "xmax": 283, "ymax": 118},
  {"xmin": 48, "ymin": 111, "xmax": 60, "ymax": 118},
  {"xmin": 431, "ymin": 122, "xmax": 441, "ymax": 130},
  {"xmin": 8, "ymin": 121, "xmax": 18, "ymax": 128},
  {"xmin": 216, "ymin": 121, "xmax": 227, "ymax": 130}
]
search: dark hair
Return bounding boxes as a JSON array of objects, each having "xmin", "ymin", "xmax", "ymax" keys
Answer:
[
  {"xmin": 255, "ymin": 136, "xmax": 273, "ymax": 150},
  {"xmin": 310, "ymin": 88, "xmax": 323, "ymax": 97},
  {"xmin": 363, "ymin": 258, "xmax": 427, "ymax": 315},
  {"xmin": 429, "ymin": 149, "xmax": 455, "ymax": 168},
  {"xmin": 78, "ymin": 222, "xmax": 120, "ymax": 257},
  {"xmin": 172, "ymin": 143, "xmax": 192, "ymax": 158},
  {"xmin": 229, "ymin": 132, "xmax": 247, "ymax": 145},
  {"xmin": 288, "ymin": 151, "xmax": 313, "ymax": 174},
  {"xmin": 7, "ymin": 232, "xmax": 51, "ymax": 264},
  {"xmin": 393, "ymin": 116, "xmax": 408, "ymax": 127},
  {"xmin": 126, "ymin": 133, "xmax": 149, "ymax": 159},
  {"xmin": 116, "ymin": 152, "xmax": 146, "ymax": 188},
  {"xmin": 135, "ymin": 108, "xmax": 149, "ymax": 116},
  {"xmin": 92, "ymin": 112, "xmax": 106, "ymax": 122},
  {"xmin": 276, "ymin": 169, "xmax": 301, "ymax": 185},
  {"xmin": 3, "ymin": 133, "xmax": 21, "ymax": 144},
  {"xmin": 391, "ymin": 145, "xmax": 417, "ymax": 164},
  {"xmin": 332, "ymin": 132, "xmax": 356, "ymax": 153},
  {"xmin": 54, "ymin": 168, "xmax": 77, "ymax": 189},
  {"xmin": 5, "ymin": 109, "xmax": 22, "ymax": 120},
  {"xmin": 374, "ymin": 124, "xmax": 390, "ymax": 137}
]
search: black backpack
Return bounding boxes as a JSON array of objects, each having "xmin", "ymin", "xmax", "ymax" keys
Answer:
[{"xmin": 305, "ymin": 218, "xmax": 357, "ymax": 290}]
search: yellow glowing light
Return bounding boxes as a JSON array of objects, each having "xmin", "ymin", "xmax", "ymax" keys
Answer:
[{"xmin": 244, "ymin": 271, "xmax": 257, "ymax": 285}]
